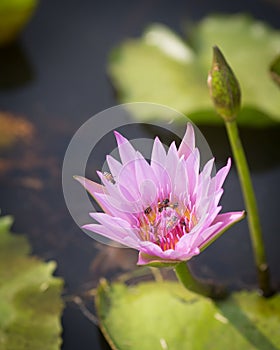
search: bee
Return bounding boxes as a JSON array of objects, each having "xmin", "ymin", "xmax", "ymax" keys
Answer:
[
  {"xmin": 103, "ymin": 171, "xmax": 116, "ymax": 184},
  {"xmin": 169, "ymin": 202, "xmax": 179, "ymax": 209},
  {"xmin": 180, "ymin": 218, "xmax": 186, "ymax": 226},
  {"xmin": 158, "ymin": 198, "xmax": 169, "ymax": 212},
  {"xmin": 144, "ymin": 206, "xmax": 152, "ymax": 215},
  {"xmin": 166, "ymin": 215, "xmax": 178, "ymax": 230}
]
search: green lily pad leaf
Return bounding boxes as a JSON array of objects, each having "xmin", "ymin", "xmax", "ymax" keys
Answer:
[
  {"xmin": 0, "ymin": 0, "xmax": 37, "ymax": 46},
  {"xmin": 96, "ymin": 280, "xmax": 280, "ymax": 350},
  {"xmin": 0, "ymin": 216, "xmax": 64, "ymax": 350},
  {"xmin": 109, "ymin": 15, "xmax": 280, "ymax": 126}
]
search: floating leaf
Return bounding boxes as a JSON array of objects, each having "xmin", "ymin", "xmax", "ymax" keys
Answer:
[
  {"xmin": 109, "ymin": 15, "xmax": 280, "ymax": 126},
  {"xmin": 96, "ymin": 280, "xmax": 280, "ymax": 350},
  {"xmin": 0, "ymin": 216, "xmax": 64, "ymax": 350}
]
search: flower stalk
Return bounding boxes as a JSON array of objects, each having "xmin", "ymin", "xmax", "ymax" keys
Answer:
[
  {"xmin": 225, "ymin": 120, "xmax": 272, "ymax": 296},
  {"xmin": 174, "ymin": 262, "xmax": 227, "ymax": 300},
  {"xmin": 208, "ymin": 46, "xmax": 273, "ymax": 297}
]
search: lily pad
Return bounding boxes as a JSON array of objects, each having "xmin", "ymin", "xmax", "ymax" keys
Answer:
[
  {"xmin": 108, "ymin": 15, "xmax": 280, "ymax": 126},
  {"xmin": 96, "ymin": 280, "xmax": 280, "ymax": 350},
  {"xmin": 0, "ymin": 216, "xmax": 64, "ymax": 350}
]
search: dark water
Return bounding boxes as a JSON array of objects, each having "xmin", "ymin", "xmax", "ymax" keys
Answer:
[{"xmin": 0, "ymin": 0, "xmax": 280, "ymax": 349}]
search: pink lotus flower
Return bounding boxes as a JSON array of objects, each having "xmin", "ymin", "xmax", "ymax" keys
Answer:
[{"xmin": 75, "ymin": 123, "xmax": 244, "ymax": 266}]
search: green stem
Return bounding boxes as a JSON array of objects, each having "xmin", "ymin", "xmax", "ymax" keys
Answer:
[
  {"xmin": 225, "ymin": 120, "xmax": 273, "ymax": 297},
  {"xmin": 174, "ymin": 262, "xmax": 227, "ymax": 300}
]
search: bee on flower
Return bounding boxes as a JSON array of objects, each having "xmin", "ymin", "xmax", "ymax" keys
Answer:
[
  {"xmin": 102, "ymin": 171, "xmax": 116, "ymax": 185},
  {"xmin": 75, "ymin": 123, "xmax": 244, "ymax": 266}
]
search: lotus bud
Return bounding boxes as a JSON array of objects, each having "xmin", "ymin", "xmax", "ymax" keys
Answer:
[{"xmin": 208, "ymin": 46, "xmax": 241, "ymax": 122}]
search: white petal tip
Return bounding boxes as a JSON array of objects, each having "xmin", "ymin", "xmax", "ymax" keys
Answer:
[{"xmin": 74, "ymin": 175, "xmax": 86, "ymax": 185}]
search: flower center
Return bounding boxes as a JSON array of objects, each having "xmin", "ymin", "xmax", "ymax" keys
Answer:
[{"xmin": 138, "ymin": 198, "xmax": 197, "ymax": 251}]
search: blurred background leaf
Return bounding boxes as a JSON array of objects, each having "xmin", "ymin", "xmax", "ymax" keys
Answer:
[
  {"xmin": 0, "ymin": 0, "xmax": 37, "ymax": 46},
  {"xmin": 0, "ymin": 215, "xmax": 64, "ymax": 350},
  {"xmin": 97, "ymin": 280, "xmax": 280, "ymax": 350},
  {"xmin": 109, "ymin": 14, "xmax": 280, "ymax": 127}
]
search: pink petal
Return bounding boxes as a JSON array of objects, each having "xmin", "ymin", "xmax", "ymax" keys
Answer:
[
  {"xmin": 83, "ymin": 223, "xmax": 140, "ymax": 249},
  {"xmin": 111, "ymin": 158, "xmax": 147, "ymax": 204},
  {"xmin": 192, "ymin": 205, "xmax": 222, "ymax": 235},
  {"xmin": 114, "ymin": 131, "xmax": 137, "ymax": 164},
  {"xmin": 188, "ymin": 222, "xmax": 223, "ymax": 248},
  {"xmin": 138, "ymin": 179, "xmax": 158, "ymax": 208},
  {"xmin": 184, "ymin": 149, "xmax": 200, "ymax": 202},
  {"xmin": 106, "ymin": 155, "xmax": 122, "ymax": 178},
  {"xmin": 137, "ymin": 252, "xmax": 179, "ymax": 265},
  {"xmin": 91, "ymin": 191, "xmax": 136, "ymax": 222},
  {"xmin": 90, "ymin": 212, "xmax": 140, "ymax": 245},
  {"xmin": 200, "ymin": 158, "xmax": 215, "ymax": 182},
  {"xmin": 137, "ymin": 241, "xmax": 200, "ymax": 265},
  {"xmin": 140, "ymin": 240, "xmax": 196, "ymax": 260},
  {"xmin": 178, "ymin": 122, "xmax": 195, "ymax": 159},
  {"xmin": 74, "ymin": 176, "xmax": 111, "ymax": 213},
  {"xmin": 96, "ymin": 171, "xmax": 139, "ymax": 210},
  {"xmin": 151, "ymin": 137, "xmax": 166, "ymax": 168},
  {"xmin": 166, "ymin": 141, "xmax": 179, "ymax": 191},
  {"xmin": 215, "ymin": 158, "xmax": 231, "ymax": 190},
  {"xmin": 74, "ymin": 175, "xmax": 105, "ymax": 196},
  {"xmin": 134, "ymin": 156, "xmax": 157, "ymax": 190},
  {"xmin": 94, "ymin": 190, "xmax": 141, "ymax": 216},
  {"xmin": 88, "ymin": 191, "xmax": 114, "ymax": 215},
  {"xmin": 151, "ymin": 138, "xmax": 172, "ymax": 196},
  {"xmin": 174, "ymin": 157, "xmax": 188, "ymax": 199},
  {"xmin": 199, "ymin": 211, "xmax": 246, "ymax": 250}
]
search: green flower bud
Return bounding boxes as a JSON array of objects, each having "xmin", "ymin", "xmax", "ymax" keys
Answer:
[
  {"xmin": 208, "ymin": 46, "xmax": 241, "ymax": 122},
  {"xmin": 270, "ymin": 54, "xmax": 280, "ymax": 88}
]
